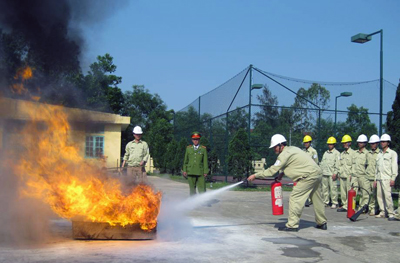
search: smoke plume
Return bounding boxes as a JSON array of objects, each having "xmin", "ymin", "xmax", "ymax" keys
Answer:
[{"xmin": 0, "ymin": 0, "xmax": 127, "ymax": 105}]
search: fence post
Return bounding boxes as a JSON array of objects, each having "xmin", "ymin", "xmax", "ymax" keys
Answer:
[{"xmin": 224, "ymin": 112, "xmax": 229, "ymax": 182}]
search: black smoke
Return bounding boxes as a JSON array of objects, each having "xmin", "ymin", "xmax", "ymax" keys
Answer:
[{"xmin": 0, "ymin": 0, "xmax": 126, "ymax": 106}]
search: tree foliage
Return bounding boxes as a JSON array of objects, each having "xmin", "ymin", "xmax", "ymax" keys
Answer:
[
  {"xmin": 227, "ymin": 128, "xmax": 252, "ymax": 181},
  {"xmin": 386, "ymin": 82, "xmax": 400, "ymax": 188},
  {"xmin": 292, "ymin": 83, "xmax": 330, "ymax": 133},
  {"xmin": 78, "ymin": 53, "xmax": 123, "ymax": 113},
  {"xmin": 342, "ymin": 104, "xmax": 377, "ymax": 142}
]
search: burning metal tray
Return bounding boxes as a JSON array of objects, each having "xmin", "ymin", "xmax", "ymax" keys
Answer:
[{"xmin": 72, "ymin": 221, "xmax": 157, "ymax": 240}]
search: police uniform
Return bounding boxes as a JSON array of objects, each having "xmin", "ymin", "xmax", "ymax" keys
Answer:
[
  {"xmin": 375, "ymin": 147, "xmax": 398, "ymax": 218},
  {"xmin": 255, "ymin": 146, "xmax": 327, "ymax": 229},
  {"xmin": 320, "ymin": 148, "xmax": 340, "ymax": 206},
  {"xmin": 365, "ymin": 148, "xmax": 380, "ymax": 214},
  {"xmin": 338, "ymin": 147, "xmax": 355, "ymax": 210},
  {"xmin": 182, "ymin": 133, "xmax": 209, "ymax": 196}
]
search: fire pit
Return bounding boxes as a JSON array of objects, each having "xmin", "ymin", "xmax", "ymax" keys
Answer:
[{"xmin": 72, "ymin": 221, "xmax": 157, "ymax": 240}]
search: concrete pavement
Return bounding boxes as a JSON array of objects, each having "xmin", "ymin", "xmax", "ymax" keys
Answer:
[{"xmin": 1, "ymin": 175, "xmax": 399, "ymax": 263}]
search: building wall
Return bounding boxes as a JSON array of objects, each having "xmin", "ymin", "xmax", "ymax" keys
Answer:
[{"xmin": 69, "ymin": 123, "xmax": 122, "ymax": 169}]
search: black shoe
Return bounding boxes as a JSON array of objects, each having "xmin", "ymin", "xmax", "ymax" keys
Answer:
[
  {"xmin": 278, "ymin": 226, "xmax": 299, "ymax": 232},
  {"xmin": 305, "ymin": 200, "xmax": 311, "ymax": 207},
  {"xmin": 388, "ymin": 217, "xmax": 400, "ymax": 221},
  {"xmin": 337, "ymin": 208, "xmax": 347, "ymax": 212},
  {"xmin": 315, "ymin": 223, "xmax": 327, "ymax": 230}
]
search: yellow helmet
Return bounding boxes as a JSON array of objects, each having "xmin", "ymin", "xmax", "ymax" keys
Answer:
[
  {"xmin": 303, "ymin": 135, "xmax": 312, "ymax": 143},
  {"xmin": 327, "ymin": 137, "xmax": 337, "ymax": 144},
  {"xmin": 341, "ymin": 134, "xmax": 352, "ymax": 143}
]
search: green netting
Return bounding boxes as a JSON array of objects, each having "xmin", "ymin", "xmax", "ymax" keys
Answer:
[{"xmin": 174, "ymin": 65, "xmax": 397, "ymax": 177}]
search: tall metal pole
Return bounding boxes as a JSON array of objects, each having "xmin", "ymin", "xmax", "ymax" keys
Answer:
[
  {"xmin": 334, "ymin": 95, "xmax": 339, "ymax": 136},
  {"xmin": 379, "ymin": 30, "xmax": 383, "ymax": 136},
  {"xmin": 248, "ymin": 64, "xmax": 253, "ymax": 145}
]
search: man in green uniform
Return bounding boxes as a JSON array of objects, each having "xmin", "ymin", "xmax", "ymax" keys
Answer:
[
  {"xmin": 336, "ymin": 134, "xmax": 355, "ymax": 212},
  {"xmin": 182, "ymin": 132, "xmax": 209, "ymax": 196},
  {"xmin": 320, "ymin": 136, "xmax": 340, "ymax": 208},
  {"xmin": 120, "ymin": 126, "xmax": 150, "ymax": 185},
  {"xmin": 303, "ymin": 135, "xmax": 319, "ymax": 207},
  {"xmin": 248, "ymin": 134, "xmax": 327, "ymax": 232},
  {"xmin": 374, "ymin": 134, "xmax": 398, "ymax": 221},
  {"xmin": 365, "ymin": 134, "xmax": 380, "ymax": 216},
  {"xmin": 352, "ymin": 134, "xmax": 368, "ymax": 207}
]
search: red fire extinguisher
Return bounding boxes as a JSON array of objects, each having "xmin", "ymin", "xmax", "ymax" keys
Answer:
[
  {"xmin": 271, "ymin": 181, "xmax": 284, "ymax": 215},
  {"xmin": 347, "ymin": 187, "xmax": 356, "ymax": 218}
]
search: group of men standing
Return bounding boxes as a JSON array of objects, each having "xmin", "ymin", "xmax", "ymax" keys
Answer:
[
  {"xmin": 119, "ymin": 126, "xmax": 399, "ymax": 231},
  {"xmin": 307, "ymin": 133, "xmax": 399, "ymax": 221},
  {"xmin": 247, "ymin": 132, "xmax": 399, "ymax": 231}
]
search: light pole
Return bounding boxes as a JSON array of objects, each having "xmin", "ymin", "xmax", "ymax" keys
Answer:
[
  {"xmin": 334, "ymin": 92, "xmax": 352, "ymax": 136},
  {"xmin": 248, "ymin": 83, "xmax": 263, "ymax": 143},
  {"xmin": 351, "ymin": 30, "xmax": 383, "ymax": 135}
]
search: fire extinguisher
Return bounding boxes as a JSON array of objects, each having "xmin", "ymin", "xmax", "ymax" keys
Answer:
[
  {"xmin": 347, "ymin": 187, "xmax": 356, "ymax": 218},
  {"xmin": 271, "ymin": 181, "xmax": 284, "ymax": 215}
]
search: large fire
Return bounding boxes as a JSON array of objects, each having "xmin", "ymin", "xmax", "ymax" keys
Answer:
[
  {"xmin": 11, "ymin": 99, "xmax": 161, "ymax": 231},
  {"xmin": 11, "ymin": 66, "xmax": 40, "ymax": 101}
]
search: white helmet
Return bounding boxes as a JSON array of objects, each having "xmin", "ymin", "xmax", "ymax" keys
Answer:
[
  {"xmin": 133, "ymin": 126, "xmax": 143, "ymax": 134},
  {"xmin": 269, "ymin": 134, "xmax": 287, "ymax": 148},
  {"xmin": 369, "ymin": 134, "xmax": 380, "ymax": 144},
  {"xmin": 356, "ymin": 134, "xmax": 368, "ymax": 142},
  {"xmin": 380, "ymin": 133, "xmax": 391, "ymax": 142}
]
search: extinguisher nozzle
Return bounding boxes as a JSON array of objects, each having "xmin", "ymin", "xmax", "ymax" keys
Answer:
[{"xmin": 350, "ymin": 204, "xmax": 368, "ymax": 222}]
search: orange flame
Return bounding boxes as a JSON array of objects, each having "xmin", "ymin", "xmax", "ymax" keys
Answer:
[
  {"xmin": 12, "ymin": 104, "xmax": 161, "ymax": 230},
  {"xmin": 11, "ymin": 66, "xmax": 41, "ymax": 101}
]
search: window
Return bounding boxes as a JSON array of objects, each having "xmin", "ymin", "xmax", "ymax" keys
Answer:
[{"xmin": 85, "ymin": 136, "xmax": 104, "ymax": 158}]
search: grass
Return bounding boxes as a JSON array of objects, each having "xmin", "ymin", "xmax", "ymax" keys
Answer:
[
  {"xmin": 151, "ymin": 173, "xmax": 400, "ymax": 207},
  {"xmin": 153, "ymin": 173, "xmax": 293, "ymax": 192}
]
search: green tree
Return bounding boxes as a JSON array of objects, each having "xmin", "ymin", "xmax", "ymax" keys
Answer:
[
  {"xmin": 165, "ymin": 138, "xmax": 179, "ymax": 174},
  {"xmin": 386, "ymin": 82, "xmax": 400, "ymax": 188},
  {"xmin": 292, "ymin": 83, "xmax": 330, "ymax": 133},
  {"xmin": 145, "ymin": 118, "xmax": 174, "ymax": 172},
  {"xmin": 227, "ymin": 128, "xmax": 252, "ymax": 181},
  {"xmin": 341, "ymin": 104, "xmax": 377, "ymax": 141},
  {"xmin": 79, "ymin": 54, "xmax": 123, "ymax": 113},
  {"xmin": 175, "ymin": 138, "xmax": 189, "ymax": 175}
]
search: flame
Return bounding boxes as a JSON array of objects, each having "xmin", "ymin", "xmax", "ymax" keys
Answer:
[
  {"xmin": 11, "ymin": 66, "xmax": 41, "ymax": 101},
  {"xmin": 12, "ymin": 104, "xmax": 161, "ymax": 230}
]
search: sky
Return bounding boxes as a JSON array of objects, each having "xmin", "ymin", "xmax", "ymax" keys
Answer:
[{"xmin": 82, "ymin": 0, "xmax": 400, "ymax": 113}]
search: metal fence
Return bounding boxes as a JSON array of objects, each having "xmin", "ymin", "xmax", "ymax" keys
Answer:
[{"xmin": 174, "ymin": 65, "xmax": 397, "ymax": 178}]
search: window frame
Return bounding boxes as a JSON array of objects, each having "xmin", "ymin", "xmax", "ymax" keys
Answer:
[{"xmin": 85, "ymin": 135, "xmax": 105, "ymax": 158}]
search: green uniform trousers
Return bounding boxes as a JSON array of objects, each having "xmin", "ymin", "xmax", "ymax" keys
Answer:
[
  {"xmin": 321, "ymin": 175, "xmax": 338, "ymax": 205},
  {"xmin": 287, "ymin": 175, "xmax": 327, "ymax": 229},
  {"xmin": 188, "ymin": 175, "xmax": 206, "ymax": 196}
]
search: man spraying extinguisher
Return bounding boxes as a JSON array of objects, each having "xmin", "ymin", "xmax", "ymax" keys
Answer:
[{"xmin": 247, "ymin": 134, "xmax": 327, "ymax": 232}]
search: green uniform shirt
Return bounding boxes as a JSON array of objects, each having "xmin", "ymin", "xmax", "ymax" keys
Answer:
[
  {"xmin": 338, "ymin": 148, "xmax": 355, "ymax": 179},
  {"xmin": 320, "ymin": 148, "xmax": 340, "ymax": 176},
  {"xmin": 352, "ymin": 148, "xmax": 368, "ymax": 178},
  {"xmin": 183, "ymin": 145, "xmax": 209, "ymax": 176},
  {"xmin": 255, "ymin": 146, "xmax": 322, "ymax": 182},
  {"xmin": 123, "ymin": 140, "xmax": 150, "ymax": 167},
  {"xmin": 366, "ymin": 148, "xmax": 380, "ymax": 180},
  {"xmin": 376, "ymin": 147, "xmax": 398, "ymax": 181},
  {"xmin": 304, "ymin": 146, "xmax": 319, "ymax": 164}
]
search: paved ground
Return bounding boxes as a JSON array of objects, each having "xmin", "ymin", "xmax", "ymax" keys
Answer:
[{"xmin": 1, "ymin": 175, "xmax": 400, "ymax": 263}]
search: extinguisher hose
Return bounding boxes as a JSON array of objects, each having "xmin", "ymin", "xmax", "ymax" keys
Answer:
[{"xmin": 349, "ymin": 185, "xmax": 371, "ymax": 222}]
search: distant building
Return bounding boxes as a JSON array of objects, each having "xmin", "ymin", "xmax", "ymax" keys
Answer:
[
  {"xmin": 252, "ymin": 158, "xmax": 266, "ymax": 173},
  {"xmin": 0, "ymin": 97, "xmax": 130, "ymax": 169}
]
